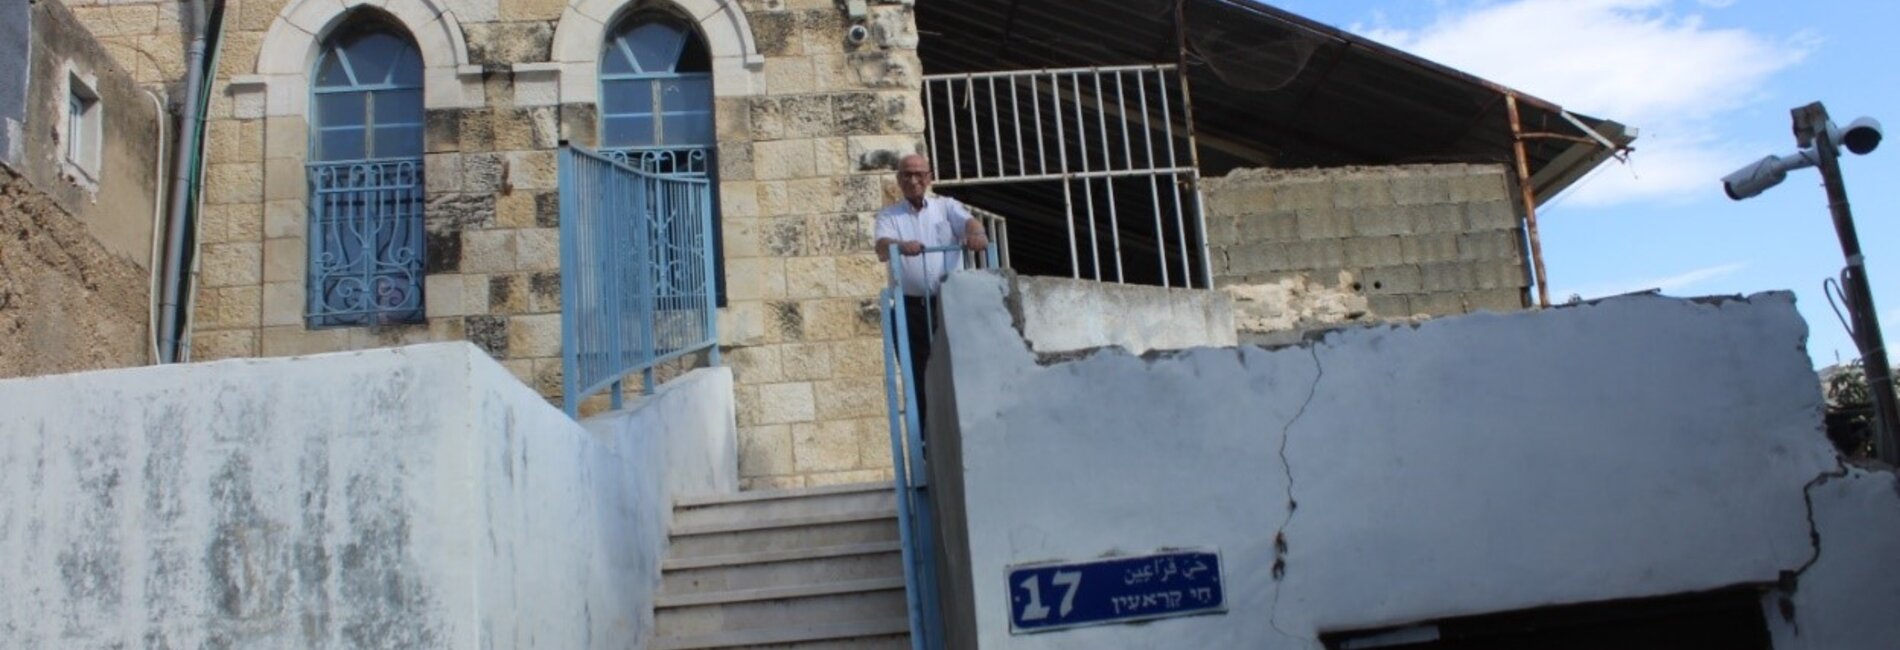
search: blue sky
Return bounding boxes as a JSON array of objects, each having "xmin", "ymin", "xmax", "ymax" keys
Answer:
[{"xmin": 1269, "ymin": 0, "xmax": 1899, "ymax": 368}]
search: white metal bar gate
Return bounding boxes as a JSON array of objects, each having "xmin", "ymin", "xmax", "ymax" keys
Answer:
[{"xmin": 922, "ymin": 63, "xmax": 1213, "ymax": 289}]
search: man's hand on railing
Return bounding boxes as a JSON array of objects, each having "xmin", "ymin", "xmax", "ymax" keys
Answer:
[
  {"xmin": 898, "ymin": 241, "xmax": 926, "ymax": 256},
  {"xmin": 963, "ymin": 231, "xmax": 989, "ymax": 253}
]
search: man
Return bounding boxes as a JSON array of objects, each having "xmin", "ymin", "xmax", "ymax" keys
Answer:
[{"xmin": 874, "ymin": 154, "xmax": 988, "ymax": 426}]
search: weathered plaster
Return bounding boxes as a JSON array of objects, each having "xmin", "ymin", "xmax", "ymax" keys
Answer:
[
  {"xmin": 0, "ymin": 343, "xmax": 736, "ymax": 648},
  {"xmin": 17, "ymin": 0, "xmax": 163, "ymax": 266},
  {"xmin": 927, "ymin": 272, "xmax": 1880, "ymax": 648}
]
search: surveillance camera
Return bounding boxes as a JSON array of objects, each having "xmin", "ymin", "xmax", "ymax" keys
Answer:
[
  {"xmin": 846, "ymin": 24, "xmax": 869, "ymax": 45},
  {"xmin": 1839, "ymin": 117, "xmax": 1883, "ymax": 155},
  {"xmin": 1722, "ymin": 150, "xmax": 1818, "ymax": 201}
]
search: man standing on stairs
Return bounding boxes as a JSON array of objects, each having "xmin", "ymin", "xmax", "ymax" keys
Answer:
[{"xmin": 874, "ymin": 153, "xmax": 989, "ymax": 428}]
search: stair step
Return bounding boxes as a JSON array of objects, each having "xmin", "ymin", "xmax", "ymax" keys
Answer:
[
  {"xmin": 653, "ymin": 617, "xmax": 910, "ymax": 650},
  {"xmin": 654, "ymin": 579, "xmax": 908, "ymax": 638},
  {"xmin": 662, "ymin": 547, "xmax": 904, "ymax": 596},
  {"xmin": 673, "ymin": 487, "xmax": 895, "ymax": 530},
  {"xmin": 658, "ymin": 577, "xmax": 906, "ymax": 609},
  {"xmin": 676, "ymin": 482, "xmax": 889, "ymax": 508},
  {"xmin": 665, "ymin": 541, "xmax": 904, "ymax": 571},
  {"xmin": 672, "ymin": 508, "xmax": 899, "ymax": 537},
  {"xmin": 667, "ymin": 517, "xmax": 900, "ymax": 560}
]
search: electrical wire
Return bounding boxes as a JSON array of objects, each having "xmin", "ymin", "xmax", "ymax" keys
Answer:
[{"xmin": 145, "ymin": 89, "xmax": 168, "ymax": 364}]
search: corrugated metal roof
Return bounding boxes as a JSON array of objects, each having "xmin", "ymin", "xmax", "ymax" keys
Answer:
[{"xmin": 916, "ymin": 0, "xmax": 1632, "ymax": 201}]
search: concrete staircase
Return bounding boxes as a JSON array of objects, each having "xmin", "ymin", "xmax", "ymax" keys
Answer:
[{"xmin": 655, "ymin": 483, "xmax": 911, "ymax": 650}]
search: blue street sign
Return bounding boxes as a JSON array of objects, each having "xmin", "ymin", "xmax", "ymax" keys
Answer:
[{"xmin": 1007, "ymin": 550, "xmax": 1226, "ymax": 634}]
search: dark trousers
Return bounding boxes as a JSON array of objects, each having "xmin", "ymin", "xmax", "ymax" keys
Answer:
[{"xmin": 896, "ymin": 295, "xmax": 938, "ymax": 428}]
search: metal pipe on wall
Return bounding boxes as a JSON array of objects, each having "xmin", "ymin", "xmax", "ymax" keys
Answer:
[{"xmin": 157, "ymin": 0, "xmax": 212, "ymax": 363}]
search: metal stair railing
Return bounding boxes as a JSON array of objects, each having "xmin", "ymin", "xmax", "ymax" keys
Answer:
[
  {"xmin": 881, "ymin": 243, "xmax": 1001, "ymax": 650},
  {"xmin": 557, "ymin": 145, "xmax": 720, "ymax": 416}
]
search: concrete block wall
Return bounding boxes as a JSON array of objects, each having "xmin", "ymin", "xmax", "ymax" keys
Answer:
[
  {"xmin": 70, "ymin": 0, "xmax": 925, "ymax": 489},
  {"xmin": 1202, "ymin": 164, "xmax": 1530, "ymax": 336}
]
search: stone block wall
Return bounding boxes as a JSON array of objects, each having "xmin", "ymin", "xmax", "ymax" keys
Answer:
[
  {"xmin": 70, "ymin": 0, "xmax": 922, "ymax": 490},
  {"xmin": 0, "ymin": 0, "xmax": 164, "ymax": 378},
  {"xmin": 1202, "ymin": 164, "xmax": 1530, "ymax": 338},
  {"xmin": 0, "ymin": 167, "xmax": 152, "ymax": 378}
]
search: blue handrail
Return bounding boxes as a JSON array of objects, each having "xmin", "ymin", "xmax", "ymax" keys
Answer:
[
  {"xmin": 558, "ymin": 145, "xmax": 720, "ymax": 416},
  {"xmin": 882, "ymin": 241, "xmax": 999, "ymax": 650}
]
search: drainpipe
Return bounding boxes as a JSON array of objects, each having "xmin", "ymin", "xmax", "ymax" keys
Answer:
[{"xmin": 158, "ymin": 0, "xmax": 211, "ymax": 363}]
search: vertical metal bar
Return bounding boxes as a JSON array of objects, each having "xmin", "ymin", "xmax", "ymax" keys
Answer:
[
  {"xmin": 923, "ymin": 78, "xmax": 938, "ymax": 174},
  {"xmin": 1001, "ymin": 219, "xmax": 1011, "ymax": 269},
  {"xmin": 925, "ymin": 79, "xmax": 939, "ymax": 175},
  {"xmin": 989, "ymin": 77, "xmax": 1005, "ymax": 176},
  {"xmin": 559, "ymin": 150, "xmax": 579, "ymax": 415},
  {"xmin": 1011, "ymin": 76, "xmax": 1025, "ymax": 177},
  {"xmin": 947, "ymin": 79, "xmax": 962, "ymax": 181},
  {"xmin": 1173, "ymin": 0, "xmax": 1214, "ymax": 290},
  {"xmin": 967, "ymin": 75, "xmax": 983, "ymax": 180},
  {"xmin": 640, "ymin": 175, "xmax": 658, "ymax": 395},
  {"xmin": 609, "ymin": 158, "xmax": 629, "ymax": 411},
  {"xmin": 878, "ymin": 287, "xmax": 928, "ymax": 650},
  {"xmin": 1032, "ymin": 74, "xmax": 1047, "ymax": 175},
  {"xmin": 1136, "ymin": 72, "xmax": 1170, "ymax": 288},
  {"xmin": 701, "ymin": 181, "xmax": 719, "ymax": 365},
  {"xmin": 1099, "ymin": 71, "xmax": 1124, "ymax": 283},
  {"xmin": 1187, "ymin": 173, "xmax": 1211, "ymax": 291},
  {"xmin": 1051, "ymin": 74, "xmax": 1079, "ymax": 279},
  {"xmin": 1157, "ymin": 72, "xmax": 1193, "ymax": 288},
  {"xmin": 1073, "ymin": 72, "xmax": 1101, "ymax": 281},
  {"xmin": 1505, "ymin": 94, "xmax": 1552, "ymax": 308}
]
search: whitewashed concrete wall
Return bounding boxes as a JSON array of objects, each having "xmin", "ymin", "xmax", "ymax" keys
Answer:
[
  {"xmin": 1009, "ymin": 275, "xmax": 1236, "ymax": 356},
  {"xmin": 1765, "ymin": 466, "xmax": 1900, "ymax": 648},
  {"xmin": 0, "ymin": 343, "xmax": 737, "ymax": 649},
  {"xmin": 927, "ymin": 273, "xmax": 1899, "ymax": 649}
]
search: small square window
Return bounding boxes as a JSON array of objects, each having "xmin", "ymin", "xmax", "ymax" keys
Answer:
[{"xmin": 64, "ymin": 72, "xmax": 102, "ymax": 180}]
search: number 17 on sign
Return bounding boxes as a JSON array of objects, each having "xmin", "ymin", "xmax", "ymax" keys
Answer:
[
  {"xmin": 1017, "ymin": 571, "xmax": 1082, "ymax": 622},
  {"xmin": 1007, "ymin": 550, "xmax": 1226, "ymax": 634}
]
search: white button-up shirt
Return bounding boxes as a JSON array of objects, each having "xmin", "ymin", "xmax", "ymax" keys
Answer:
[{"xmin": 874, "ymin": 195, "xmax": 974, "ymax": 297}]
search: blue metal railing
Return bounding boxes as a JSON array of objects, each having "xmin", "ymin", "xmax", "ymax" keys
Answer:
[
  {"xmin": 603, "ymin": 145, "xmax": 713, "ymax": 178},
  {"xmin": 882, "ymin": 243, "xmax": 1000, "ymax": 650},
  {"xmin": 558, "ymin": 145, "xmax": 720, "ymax": 416},
  {"xmin": 306, "ymin": 158, "xmax": 426, "ymax": 328}
]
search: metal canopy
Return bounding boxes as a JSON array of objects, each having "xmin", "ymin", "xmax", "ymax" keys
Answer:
[{"xmin": 915, "ymin": 0, "xmax": 1634, "ymax": 204}]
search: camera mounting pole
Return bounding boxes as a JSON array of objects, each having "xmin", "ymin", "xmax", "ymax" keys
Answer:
[{"xmin": 1797, "ymin": 101, "xmax": 1900, "ymax": 465}]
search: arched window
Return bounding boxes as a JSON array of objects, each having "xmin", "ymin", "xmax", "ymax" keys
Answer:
[
  {"xmin": 307, "ymin": 20, "xmax": 426, "ymax": 328},
  {"xmin": 601, "ymin": 12, "xmax": 725, "ymax": 304},
  {"xmin": 600, "ymin": 13, "xmax": 714, "ymax": 174}
]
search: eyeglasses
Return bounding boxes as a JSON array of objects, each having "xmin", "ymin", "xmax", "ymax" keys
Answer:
[{"xmin": 898, "ymin": 171, "xmax": 933, "ymax": 180}]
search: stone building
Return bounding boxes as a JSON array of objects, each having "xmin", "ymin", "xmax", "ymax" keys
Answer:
[
  {"xmin": 0, "ymin": 0, "xmax": 166, "ymax": 379},
  {"xmin": 58, "ymin": 0, "xmax": 1633, "ymax": 491}
]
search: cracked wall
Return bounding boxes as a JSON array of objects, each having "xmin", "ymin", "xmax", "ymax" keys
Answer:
[
  {"xmin": 0, "ymin": 343, "xmax": 738, "ymax": 648},
  {"xmin": 926, "ymin": 272, "xmax": 1898, "ymax": 648}
]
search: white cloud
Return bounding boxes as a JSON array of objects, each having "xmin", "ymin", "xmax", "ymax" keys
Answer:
[
  {"xmin": 1562, "ymin": 261, "xmax": 1747, "ymax": 299},
  {"xmin": 1356, "ymin": 0, "xmax": 1812, "ymax": 207}
]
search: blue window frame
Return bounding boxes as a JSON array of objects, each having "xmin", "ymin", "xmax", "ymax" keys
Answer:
[
  {"xmin": 600, "ymin": 13, "xmax": 725, "ymax": 305},
  {"xmin": 306, "ymin": 21, "xmax": 426, "ymax": 328},
  {"xmin": 600, "ymin": 14, "xmax": 713, "ymax": 164}
]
